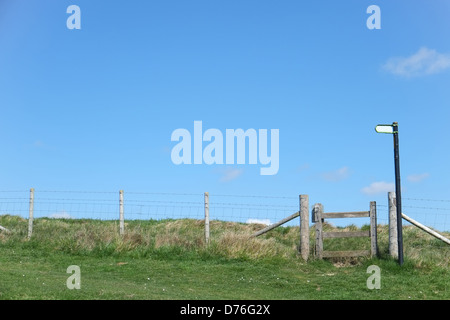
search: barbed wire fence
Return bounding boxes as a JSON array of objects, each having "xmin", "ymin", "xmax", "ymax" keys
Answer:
[{"xmin": 0, "ymin": 189, "xmax": 449, "ymax": 240}]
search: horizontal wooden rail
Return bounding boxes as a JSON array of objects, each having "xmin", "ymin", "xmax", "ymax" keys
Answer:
[
  {"xmin": 0, "ymin": 225, "xmax": 11, "ymax": 233},
  {"xmin": 322, "ymin": 211, "xmax": 369, "ymax": 219},
  {"xmin": 402, "ymin": 213, "xmax": 450, "ymax": 245},
  {"xmin": 323, "ymin": 231, "xmax": 370, "ymax": 239},
  {"xmin": 322, "ymin": 250, "xmax": 370, "ymax": 258}
]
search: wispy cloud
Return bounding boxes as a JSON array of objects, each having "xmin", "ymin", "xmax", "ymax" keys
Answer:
[
  {"xmin": 383, "ymin": 47, "xmax": 450, "ymax": 77},
  {"xmin": 219, "ymin": 167, "xmax": 244, "ymax": 182},
  {"xmin": 321, "ymin": 166, "xmax": 350, "ymax": 182},
  {"xmin": 361, "ymin": 181, "xmax": 395, "ymax": 195},
  {"xmin": 296, "ymin": 163, "xmax": 310, "ymax": 173},
  {"xmin": 407, "ymin": 173, "xmax": 430, "ymax": 183},
  {"xmin": 32, "ymin": 140, "xmax": 50, "ymax": 149}
]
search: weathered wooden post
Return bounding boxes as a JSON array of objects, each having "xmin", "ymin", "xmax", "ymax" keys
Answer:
[
  {"xmin": 119, "ymin": 190, "xmax": 124, "ymax": 235},
  {"xmin": 388, "ymin": 192, "xmax": 398, "ymax": 259},
  {"xmin": 313, "ymin": 203, "xmax": 324, "ymax": 259},
  {"xmin": 27, "ymin": 188, "xmax": 35, "ymax": 239},
  {"xmin": 204, "ymin": 192, "xmax": 210, "ymax": 245},
  {"xmin": 299, "ymin": 195, "xmax": 309, "ymax": 261},
  {"xmin": 370, "ymin": 201, "xmax": 378, "ymax": 257}
]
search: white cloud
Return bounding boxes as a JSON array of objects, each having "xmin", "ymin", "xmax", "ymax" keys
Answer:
[
  {"xmin": 219, "ymin": 167, "xmax": 244, "ymax": 182},
  {"xmin": 407, "ymin": 173, "xmax": 430, "ymax": 183},
  {"xmin": 321, "ymin": 166, "xmax": 350, "ymax": 182},
  {"xmin": 361, "ymin": 181, "xmax": 395, "ymax": 195},
  {"xmin": 246, "ymin": 218, "xmax": 271, "ymax": 226},
  {"xmin": 383, "ymin": 47, "xmax": 450, "ymax": 77},
  {"xmin": 48, "ymin": 211, "xmax": 73, "ymax": 219}
]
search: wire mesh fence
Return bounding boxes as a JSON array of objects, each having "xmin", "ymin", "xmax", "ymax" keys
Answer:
[
  {"xmin": 34, "ymin": 190, "xmax": 119, "ymax": 220},
  {"xmin": 402, "ymin": 197, "xmax": 450, "ymax": 232},
  {"xmin": 125, "ymin": 192, "xmax": 204, "ymax": 221},
  {"xmin": 0, "ymin": 190, "xmax": 300, "ymax": 226},
  {"xmin": 1, "ymin": 188, "xmax": 449, "ymax": 267},
  {"xmin": 0, "ymin": 189, "xmax": 449, "ymax": 233},
  {"xmin": 209, "ymin": 193, "xmax": 298, "ymax": 227},
  {"xmin": 0, "ymin": 190, "xmax": 30, "ymax": 220}
]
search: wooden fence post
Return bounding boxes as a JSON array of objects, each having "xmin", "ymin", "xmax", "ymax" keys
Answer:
[
  {"xmin": 299, "ymin": 195, "xmax": 309, "ymax": 261},
  {"xmin": 204, "ymin": 192, "xmax": 210, "ymax": 244},
  {"xmin": 119, "ymin": 190, "xmax": 124, "ymax": 235},
  {"xmin": 370, "ymin": 201, "xmax": 378, "ymax": 257},
  {"xmin": 27, "ymin": 188, "xmax": 34, "ymax": 239},
  {"xmin": 313, "ymin": 203, "xmax": 324, "ymax": 259},
  {"xmin": 388, "ymin": 192, "xmax": 398, "ymax": 259}
]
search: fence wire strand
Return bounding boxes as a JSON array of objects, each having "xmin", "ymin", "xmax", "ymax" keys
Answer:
[{"xmin": 0, "ymin": 190, "xmax": 449, "ymax": 232}]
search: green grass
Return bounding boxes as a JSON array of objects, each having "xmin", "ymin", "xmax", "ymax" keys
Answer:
[{"xmin": 0, "ymin": 215, "xmax": 448, "ymax": 300}]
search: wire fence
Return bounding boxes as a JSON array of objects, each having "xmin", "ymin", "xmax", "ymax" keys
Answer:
[
  {"xmin": 0, "ymin": 189, "xmax": 449, "ymax": 232},
  {"xmin": 0, "ymin": 190, "xmax": 29, "ymax": 219},
  {"xmin": 209, "ymin": 193, "xmax": 298, "ymax": 226},
  {"xmin": 402, "ymin": 197, "xmax": 450, "ymax": 232},
  {"xmin": 0, "ymin": 190, "xmax": 298, "ymax": 227}
]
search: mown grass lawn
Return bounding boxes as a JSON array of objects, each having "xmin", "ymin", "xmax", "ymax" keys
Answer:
[{"xmin": 0, "ymin": 215, "xmax": 448, "ymax": 300}]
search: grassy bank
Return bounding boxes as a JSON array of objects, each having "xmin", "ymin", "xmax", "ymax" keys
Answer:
[{"xmin": 0, "ymin": 215, "xmax": 448, "ymax": 299}]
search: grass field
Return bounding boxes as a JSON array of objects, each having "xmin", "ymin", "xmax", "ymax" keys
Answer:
[{"xmin": 0, "ymin": 215, "xmax": 448, "ymax": 300}]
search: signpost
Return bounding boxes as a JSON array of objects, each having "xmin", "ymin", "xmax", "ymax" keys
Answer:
[{"xmin": 375, "ymin": 122, "xmax": 404, "ymax": 265}]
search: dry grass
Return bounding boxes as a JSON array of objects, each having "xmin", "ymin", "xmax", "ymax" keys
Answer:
[
  {"xmin": 401, "ymin": 226, "xmax": 450, "ymax": 268},
  {"xmin": 213, "ymin": 231, "xmax": 288, "ymax": 259},
  {"xmin": 0, "ymin": 215, "xmax": 449, "ymax": 267}
]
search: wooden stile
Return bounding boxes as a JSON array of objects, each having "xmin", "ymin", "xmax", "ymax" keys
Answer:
[
  {"xmin": 314, "ymin": 201, "xmax": 378, "ymax": 259},
  {"xmin": 323, "ymin": 231, "xmax": 369, "ymax": 239},
  {"xmin": 322, "ymin": 250, "xmax": 370, "ymax": 258}
]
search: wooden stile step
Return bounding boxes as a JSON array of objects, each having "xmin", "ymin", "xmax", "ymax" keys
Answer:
[{"xmin": 322, "ymin": 250, "xmax": 370, "ymax": 258}]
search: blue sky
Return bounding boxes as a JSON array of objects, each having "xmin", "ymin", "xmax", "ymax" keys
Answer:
[{"xmin": 1, "ymin": 1, "xmax": 450, "ymax": 227}]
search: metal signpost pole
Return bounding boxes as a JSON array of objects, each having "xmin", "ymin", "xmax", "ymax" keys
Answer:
[
  {"xmin": 392, "ymin": 122, "xmax": 404, "ymax": 265},
  {"xmin": 375, "ymin": 122, "xmax": 404, "ymax": 265}
]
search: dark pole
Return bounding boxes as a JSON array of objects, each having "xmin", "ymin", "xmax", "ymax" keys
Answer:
[{"xmin": 392, "ymin": 122, "xmax": 404, "ymax": 265}]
